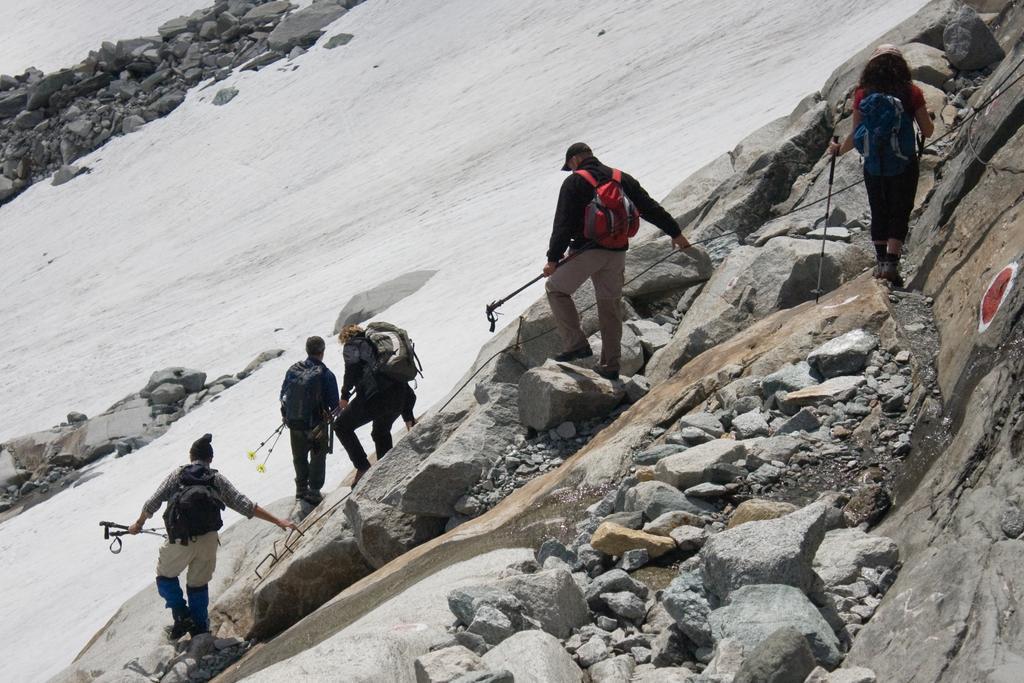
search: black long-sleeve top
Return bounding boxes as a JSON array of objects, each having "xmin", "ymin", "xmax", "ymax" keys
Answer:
[{"xmin": 547, "ymin": 156, "xmax": 681, "ymax": 263}]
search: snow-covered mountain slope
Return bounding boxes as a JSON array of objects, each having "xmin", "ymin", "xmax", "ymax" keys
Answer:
[{"xmin": 0, "ymin": 0, "xmax": 926, "ymax": 680}]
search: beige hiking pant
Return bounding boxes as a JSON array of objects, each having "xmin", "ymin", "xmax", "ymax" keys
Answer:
[
  {"xmin": 545, "ymin": 249, "xmax": 626, "ymax": 372},
  {"xmin": 156, "ymin": 531, "xmax": 219, "ymax": 587}
]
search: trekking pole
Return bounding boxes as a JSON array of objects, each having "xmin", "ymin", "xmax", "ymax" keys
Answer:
[
  {"xmin": 813, "ymin": 136, "xmax": 840, "ymax": 303},
  {"xmin": 485, "ymin": 249, "xmax": 587, "ymax": 332},
  {"xmin": 99, "ymin": 521, "xmax": 165, "ymax": 554},
  {"xmin": 246, "ymin": 422, "xmax": 286, "ymax": 473}
]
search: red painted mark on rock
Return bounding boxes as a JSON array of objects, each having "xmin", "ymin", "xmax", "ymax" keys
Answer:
[{"xmin": 979, "ymin": 262, "xmax": 1018, "ymax": 333}]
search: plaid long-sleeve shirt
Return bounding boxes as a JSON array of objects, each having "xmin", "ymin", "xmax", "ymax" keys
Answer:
[{"xmin": 142, "ymin": 465, "xmax": 256, "ymax": 519}]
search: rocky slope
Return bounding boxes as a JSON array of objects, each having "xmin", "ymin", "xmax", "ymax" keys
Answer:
[{"xmin": 48, "ymin": 0, "xmax": 1024, "ymax": 682}]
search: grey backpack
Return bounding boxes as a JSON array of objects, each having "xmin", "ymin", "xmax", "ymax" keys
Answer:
[{"xmin": 365, "ymin": 322, "xmax": 422, "ymax": 382}]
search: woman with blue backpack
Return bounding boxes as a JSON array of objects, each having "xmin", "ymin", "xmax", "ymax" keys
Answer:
[{"xmin": 829, "ymin": 44, "xmax": 934, "ymax": 287}]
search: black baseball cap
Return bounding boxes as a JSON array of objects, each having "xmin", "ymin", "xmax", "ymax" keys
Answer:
[{"xmin": 561, "ymin": 142, "xmax": 592, "ymax": 171}]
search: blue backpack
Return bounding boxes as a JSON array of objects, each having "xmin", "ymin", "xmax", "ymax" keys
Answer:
[{"xmin": 854, "ymin": 92, "xmax": 916, "ymax": 176}]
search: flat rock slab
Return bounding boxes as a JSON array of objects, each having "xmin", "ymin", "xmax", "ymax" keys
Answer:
[
  {"xmin": 782, "ymin": 375, "xmax": 866, "ymax": 408},
  {"xmin": 482, "ymin": 630, "xmax": 584, "ymax": 683},
  {"xmin": 813, "ymin": 528, "xmax": 899, "ymax": 588},
  {"xmin": 518, "ymin": 361, "xmax": 625, "ymax": 431},
  {"xmin": 654, "ymin": 440, "xmax": 747, "ymax": 489}
]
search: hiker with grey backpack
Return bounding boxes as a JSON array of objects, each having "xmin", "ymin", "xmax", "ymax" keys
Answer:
[
  {"xmin": 829, "ymin": 44, "xmax": 934, "ymax": 288},
  {"xmin": 128, "ymin": 433, "xmax": 296, "ymax": 640},
  {"xmin": 333, "ymin": 323, "xmax": 420, "ymax": 486},
  {"xmin": 280, "ymin": 335, "xmax": 340, "ymax": 505}
]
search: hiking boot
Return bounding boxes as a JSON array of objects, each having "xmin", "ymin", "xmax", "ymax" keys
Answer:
[
  {"xmin": 351, "ymin": 467, "xmax": 370, "ymax": 488},
  {"xmin": 872, "ymin": 261, "xmax": 885, "ymax": 278},
  {"xmin": 880, "ymin": 260, "xmax": 903, "ymax": 287},
  {"xmin": 595, "ymin": 367, "xmax": 620, "ymax": 381},
  {"xmin": 554, "ymin": 344, "xmax": 593, "ymax": 363},
  {"xmin": 295, "ymin": 487, "xmax": 309, "ymax": 501},
  {"xmin": 167, "ymin": 612, "xmax": 195, "ymax": 640},
  {"xmin": 302, "ymin": 489, "xmax": 323, "ymax": 505}
]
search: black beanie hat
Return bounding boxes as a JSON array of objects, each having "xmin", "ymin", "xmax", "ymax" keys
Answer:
[{"xmin": 190, "ymin": 433, "xmax": 214, "ymax": 461}]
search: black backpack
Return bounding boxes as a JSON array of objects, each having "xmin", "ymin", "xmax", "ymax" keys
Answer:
[
  {"xmin": 282, "ymin": 361, "xmax": 326, "ymax": 429},
  {"xmin": 163, "ymin": 464, "xmax": 225, "ymax": 545}
]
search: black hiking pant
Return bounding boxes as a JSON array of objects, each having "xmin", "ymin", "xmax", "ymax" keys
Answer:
[
  {"xmin": 290, "ymin": 425, "xmax": 329, "ymax": 494},
  {"xmin": 864, "ymin": 160, "xmax": 919, "ymax": 246},
  {"xmin": 334, "ymin": 388, "xmax": 407, "ymax": 471}
]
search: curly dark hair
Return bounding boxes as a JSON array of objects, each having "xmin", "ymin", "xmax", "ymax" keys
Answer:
[{"xmin": 858, "ymin": 53, "xmax": 913, "ymax": 98}]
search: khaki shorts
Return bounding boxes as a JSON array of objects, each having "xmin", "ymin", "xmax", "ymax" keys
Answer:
[{"xmin": 156, "ymin": 531, "xmax": 219, "ymax": 587}]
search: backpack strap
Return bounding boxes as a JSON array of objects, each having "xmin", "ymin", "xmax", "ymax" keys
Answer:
[
  {"xmin": 574, "ymin": 169, "xmax": 598, "ymax": 187},
  {"xmin": 611, "ymin": 168, "xmax": 622, "ymax": 183}
]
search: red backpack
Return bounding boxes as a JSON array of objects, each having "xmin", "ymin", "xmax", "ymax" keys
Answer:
[{"xmin": 575, "ymin": 168, "xmax": 640, "ymax": 249}]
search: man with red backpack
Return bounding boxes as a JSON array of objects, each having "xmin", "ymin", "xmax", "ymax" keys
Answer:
[{"xmin": 544, "ymin": 142, "xmax": 691, "ymax": 379}]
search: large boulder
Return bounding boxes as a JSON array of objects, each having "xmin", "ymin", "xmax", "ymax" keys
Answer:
[
  {"xmin": 144, "ymin": 367, "xmax": 207, "ymax": 394},
  {"xmin": 415, "ymin": 645, "xmax": 487, "ymax": 683},
  {"xmin": 702, "ymin": 503, "xmax": 830, "ymax": 600},
  {"xmin": 0, "ymin": 448, "xmax": 27, "ymax": 488},
  {"xmin": 345, "ymin": 496, "xmax": 446, "ymax": 569},
  {"xmin": 662, "ymin": 570, "xmax": 713, "ymax": 648},
  {"xmin": 732, "ymin": 626, "xmax": 818, "ymax": 683},
  {"xmin": 25, "ymin": 69, "xmax": 76, "ymax": 110},
  {"xmin": 517, "ymin": 361, "xmax": 625, "ymax": 431},
  {"xmin": 813, "ymin": 528, "xmax": 899, "ymax": 588},
  {"xmin": 268, "ymin": 2, "xmax": 348, "ymax": 52},
  {"xmin": 943, "ymin": 6, "xmax": 1005, "ymax": 71},
  {"xmin": 400, "ymin": 383, "xmax": 520, "ymax": 517},
  {"xmin": 901, "ymin": 42, "xmax": 954, "ymax": 88},
  {"xmin": 496, "ymin": 568, "xmax": 590, "ymax": 639},
  {"xmin": 482, "ymin": 630, "xmax": 584, "ymax": 683},
  {"xmin": 249, "ymin": 506, "xmax": 373, "ymax": 639},
  {"xmin": 653, "ymin": 440, "xmax": 747, "ymax": 489},
  {"xmin": 583, "ymin": 325, "xmax": 644, "ymax": 377},
  {"xmin": 709, "ymin": 584, "xmax": 842, "ymax": 667},
  {"xmin": 647, "ymin": 238, "xmax": 870, "ymax": 382},
  {"xmin": 622, "ymin": 239, "xmax": 713, "ymax": 299},
  {"xmin": 806, "ymin": 329, "xmax": 878, "ymax": 378}
]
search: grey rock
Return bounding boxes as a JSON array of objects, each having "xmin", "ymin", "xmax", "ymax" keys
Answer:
[
  {"xmin": 624, "ymin": 374, "xmax": 651, "ymax": 402},
  {"xmin": 628, "ymin": 319, "xmax": 674, "ymax": 356},
  {"xmin": 575, "ymin": 636, "xmax": 610, "ymax": 668},
  {"xmin": 624, "ymin": 481, "xmax": 717, "ymax": 519},
  {"xmin": 497, "ymin": 568, "xmax": 590, "ymax": 639},
  {"xmin": 518, "ymin": 361, "xmax": 625, "ymax": 431},
  {"xmin": 52, "ymin": 165, "xmax": 88, "ymax": 186},
  {"xmin": 585, "ymin": 569, "xmax": 649, "ymax": 610},
  {"xmin": 325, "ymin": 33, "xmax": 355, "ymax": 49},
  {"xmin": 685, "ymin": 483, "xmax": 728, "ymax": 498},
  {"xmin": 601, "ymin": 591, "xmax": 647, "ymax": 621},
  {"xmin": 842, "ymin": 485, "xmax": 891, "ymax": 528},
  {"xmin": 901, "ymin": 42, "xmax": 955, "ymax": 89},
  {"xmin": 537, "ymin": 538, "xmax": 576, "ymax": 566},
  {"xmin": 122, "ymin": 114, "xmax": 146, "ymax": 134},
  {"xmin": 237, "ymin": 348, "xmax": 285, "ymax": 379},
  {"xmin": 584, "ymin": 326, "xmax": 644, "ymax": 378},
  {"xmin": 414, "ymin": 645, "xmax": 486, "ymax": 683},
  {"xmin": 775, "ymin": 408, "xmax": 821, "ymax": 435},
  {"xmin": 588, "ymin": 655, "xmax": 635, "ymax": 682},
  {"xmin": 732, "ymin": 411, "xmax": 770, "ymax": 439},
  {"xmin": 806, "ymin": 226, "xmax": 851, "ymax": 242},
  {"xmin": 709, "ymin": 584, "xmax": 841, "ymax": 667},
  {"xmin": 670, "ymin": 525, "xmax": 706, "ymax": 551},
  {"xmin": 943, "ymin": 6, "xmax": 1005, "ymax": 71},
  {"xmin": 0, "ymin": 90, "xmax": 27, "ymax": 120},
  {"xmin": 26, "ymin": 69, "xmax": 76, "ymax": 110},
  {"xmin": 468, "ymin": 604, "xmax": 516, "ymax": 645},
  {"xmin": 450, "ymin": 671, "xmax": 514, "ymax": 683},
  {"xmin": 603, "ymin": 511, "xmax": 644, "ymax": 530},
  {"xmin": 650, "ymin": 626, "xmax": 691, "ymax": 668},
  {"xmin": 634, "ymin": 444, "xmax": 686, "ymax": 466},
  {"xmin": 677, "ymin": 412, "xmax": 725, "ymax": 438},
  {"xmin": 146, "ymin": 367, "xmax": 207, "ymax": 394},
  {"xmin": 702, "ymin": 502, "xmax": 830, "ymax": 600},
  {"xmin": 643, "ymin": 510, "xmax": 706, "ymax": 537},
  {"xmin": 732, "ymin": 626, "xmax": 816, "ymax": 683},
  {"xmin": 654, "ymin": 440, "xmax": 747, "ymax": 490},
  {"xmin": 617, "ymin": 548, "xmax": 649, "ymax": 571},
  {"xmin": 158, "ymin": 16, "xmax": 192, "ymax": 39},
  {"xmin": 268, "ymin": 2, "xmax": 348, "ymax": 52},
  {"xmin": 149, "ymin": 382, "xmax": 187, "ymax": 405},
  {"xmin": 151, "ymin": 91, "xmax": 186, "ymax": 117},
  {"xmin": 482, "ymin": 630, "xmax": 584, "ymax": 682},
  {"xmin": 448, "ymin": 585, "xmax": 523, "ymax": 630},
  {"xmin": 762, "ymin": 362, "xmax": 819, "ymax": 398},
  {"xmin": 333, "ymin": 270, "xmax": 438, "ymax": 332},
  {"xmin": 813, "ymin": 528, "xmax": 899, "ymax": 588},
  {"xmin": 213, "ymin": 87, "xmax": 239, "ymax": 105},
  {"xmin": 242, "ymin": 1, "xmax": 294, "ymax": 24},
  {"xmin": 807, "ymin": 329, "xmax": 878, "ymax": 379},
  {"xmin": 345, "ymin": 495, "xmax": 446, "ymax": 569},
  {"xmin": 663, "ymin": 570, "xmax": 713, "ymax": 648},
  {"xmin": 623, "ymin": 239, "xmax": 714, "ymax": 299}
]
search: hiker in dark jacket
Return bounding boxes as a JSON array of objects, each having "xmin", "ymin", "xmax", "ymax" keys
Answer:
[
  {"xmin": 333, "ymin": 324, "xmax": 417, "ymax": 485},
  {"xmin": 828, "ymin": 44, "xmax": 934, "ymax": 287},
  {"xmin": 280, "ymin": 335, "xmax": 340, "ymax": 505},
  {"xmin": 544, "ymin": 142, "xmax": 691, "ymax": 379},
  {"xmin": 129, "ymin": 433, "xmax": 296, "ymax": 639}
]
